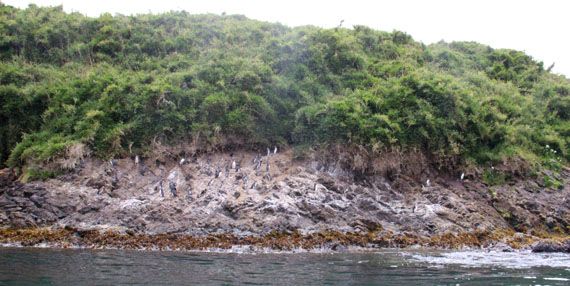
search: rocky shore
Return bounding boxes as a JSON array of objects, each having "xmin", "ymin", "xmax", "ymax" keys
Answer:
[{"xmin": 1, "ymin": 149, "xmax": 569, "ymax": 252}]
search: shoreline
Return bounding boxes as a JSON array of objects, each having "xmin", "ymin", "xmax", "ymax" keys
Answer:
[{"xmin": 1, "ymin": 227, "xmax": 569, "ymax": 253}]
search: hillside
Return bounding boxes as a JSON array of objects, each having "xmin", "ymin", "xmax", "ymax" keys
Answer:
[{"xmin": 1, "ymin": 4, "xmax": 569, "ymax": 182}]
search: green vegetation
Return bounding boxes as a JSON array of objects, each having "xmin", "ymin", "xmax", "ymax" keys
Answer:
[{"xmin": 1, "ymin": 4, "xmax": 569, "ymax": 178}]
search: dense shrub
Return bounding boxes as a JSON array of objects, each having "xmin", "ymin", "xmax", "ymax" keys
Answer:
[{"xmin": 0, "ymin": 4, "xmax": 568, "ymax": 177}]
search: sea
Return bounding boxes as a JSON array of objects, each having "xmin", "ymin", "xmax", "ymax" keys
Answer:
[{"xmin": 0, "ymin": 247, "xmax": 569, "ymax": 285}]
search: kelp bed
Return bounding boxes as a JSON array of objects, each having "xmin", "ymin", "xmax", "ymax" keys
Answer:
[{"xmin": 1, "ymin": 228, "xmax": 567, "ymax": 251}]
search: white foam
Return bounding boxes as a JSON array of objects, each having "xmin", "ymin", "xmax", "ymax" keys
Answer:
[
  {"xmin": 409, "ymin": 250, "xmax": 570, "ymax": 269},
  {"xmin": 544, "ymin": 277, "xmax": 569, "ymax": 281}
]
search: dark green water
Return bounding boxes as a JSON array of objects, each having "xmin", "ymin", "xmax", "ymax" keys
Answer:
[{"xmin": 0, "ymin": 248, "xmax": 569, "ymax": 285}]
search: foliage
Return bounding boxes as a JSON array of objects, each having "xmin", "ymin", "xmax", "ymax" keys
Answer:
[{"xmin": 0, "ymin": 4, "xmax": 569, "ymax": 177}]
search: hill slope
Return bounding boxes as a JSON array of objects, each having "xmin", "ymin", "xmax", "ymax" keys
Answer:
[{"xmin": 0, "ymin": 4, "xmax": 569, "ymax": 181}]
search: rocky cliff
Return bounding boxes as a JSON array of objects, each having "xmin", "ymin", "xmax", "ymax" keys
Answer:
[{"xmin": 1, "ymin": 149, "xmax": 569, "ymax": 250}]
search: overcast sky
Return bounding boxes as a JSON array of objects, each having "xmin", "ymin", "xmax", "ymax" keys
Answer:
[{"xmin": 4, "ymin": 0, "xmax": 569, "ymax": 77}]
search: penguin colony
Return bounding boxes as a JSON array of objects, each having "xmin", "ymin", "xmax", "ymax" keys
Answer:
[{"xmin": 122, "ymin": 146, "xmax": 279, "ymax": 200}]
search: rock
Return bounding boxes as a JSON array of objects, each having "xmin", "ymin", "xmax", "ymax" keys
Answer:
[
  {"xmin": 0, "ymin": 151, "xmax": 568, "ymax": 249},
  {"xmin": 317, "ymin": 176, "xmax": 342, "ymax": 194},
  {"xmin": 532, "ymin": 241, "xmax": 568, "ymax": 253}
]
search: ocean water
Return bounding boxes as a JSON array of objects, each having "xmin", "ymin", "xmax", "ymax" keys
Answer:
[{"xmin": 0, "ymin": 248, "xmax": 569, "ymax": 285}]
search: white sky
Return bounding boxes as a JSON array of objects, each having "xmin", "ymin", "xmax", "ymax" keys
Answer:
[{"xmin": 4, "ymin": 0, "xmax": 570, "ymax": 77}]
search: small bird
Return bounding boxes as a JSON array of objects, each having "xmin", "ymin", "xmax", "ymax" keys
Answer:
[
  {"xmin": 135, "ymin": 155, "xmax": 140, "ymax": 164},
  {"xmin": 460, "ymin": 172, "xmax": 465, "ymax": 180}
]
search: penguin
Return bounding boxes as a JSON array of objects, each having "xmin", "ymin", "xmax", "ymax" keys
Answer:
[
  {"xmin": 314, "ymin": 183, "xmax": 318, "ymax": 192},
  {"xmin": 109, "ymin": 158, "xmax": 115, "ymax": 167},
  {"xmin": 426, "ymin": 179, "xmax": 431, "ymax": 187},
  {"xmin": 208, "ymin": 178, "xmax": 214, "ymax": 186},
  {"xmin": 139, "ymin": 165, "xmax": 147, "ymax": 176},
  {"xmin": 267, "ymin": 148, "xmax": 270, "ymax": 156},
  {"xmin": 232, "ymin": 160, "xmax": 236, "ymax": 170},
  {"xmin": 206, "ymin": 157, "xmax": 211, "ymax": 165},
  {"xmin": 250, "ymin": 181, "xmax": 257, "ymax": 189},
  {"xmin": 135, "ymin": 155, "xmax": 140, "ymax": 165},
  {"xmin": 225, "ymin": 166, "xmax": 229, "ymax": 177},
  {"xmin": 215, "ymin": 168, "xmax": 220, "ymax": 178},
  {"xmin": 169, "ymin": 181, "xmax": 177, "ymax": 197},
  {"xmin": 185, "ymin": 185, "xmax": 192, "ymax": 201},
  {"xmin": 159, "ymin": 180, "xmax": 164, "ymax": 197},
  {"xmin": 266, "ymin": 162, "xmax": 270, "ymax": 172},
  {"xmin": 460, "ymin": 173, "xmax": 465, "ymax": 180},
  {"xmin": 180, "ymin": 158, "xmax": 185, "ymax": 165},
  {"xmin": 251, "ymin": 155, "xmax": 258, "ymax": 163},
  {"xmin": 274, "ymin": 146, "xmax": 277, "ymax": 154}
]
